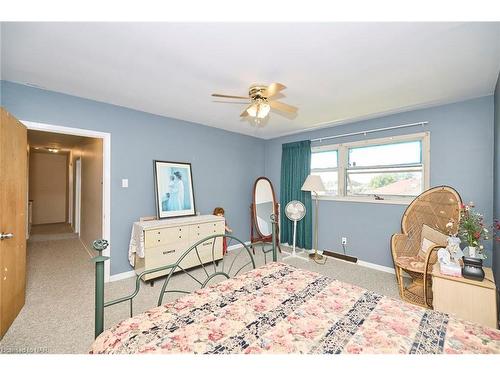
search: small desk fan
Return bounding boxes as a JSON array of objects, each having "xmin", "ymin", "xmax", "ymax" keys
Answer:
[{"xmin": 282, "ymin": 200, "xmax": 309, "ymax": 262}]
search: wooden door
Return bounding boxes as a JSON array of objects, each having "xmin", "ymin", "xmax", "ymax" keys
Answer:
[{"xmin": 0, "ymin": 107, "xmax": 27, "ymax": 338}]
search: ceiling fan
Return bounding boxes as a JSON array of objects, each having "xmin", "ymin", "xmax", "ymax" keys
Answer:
[{"xmin": 212, "ymin": 83, "xmax": 298, "ymax": 120}]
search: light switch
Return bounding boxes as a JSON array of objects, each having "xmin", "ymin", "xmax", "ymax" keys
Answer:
[{"xmin": 122, "ymin": 179, "xmax": 129, "ymax": 188}]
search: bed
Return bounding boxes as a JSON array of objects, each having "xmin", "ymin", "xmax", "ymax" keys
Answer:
[{"xmin": 90, "ymin": 262, "xmax": 500, "ymax": 354}]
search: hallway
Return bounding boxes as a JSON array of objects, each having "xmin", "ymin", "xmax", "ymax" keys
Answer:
[
  {"xmin": 30, "ymin": 223, "xmax": 77, "ymax": 242},
  {"xmin": 31, "ymin": 223, "xmax": 74, "ymax": 235}
]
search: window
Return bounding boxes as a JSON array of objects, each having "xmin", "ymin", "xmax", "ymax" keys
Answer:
[
  {"xmin": 311, "ymin": 133, "xmax": 429, "ymax": 203},
  {"xmin": 311, "ymin": 149, "xmax": 338, "ymax": 195}
]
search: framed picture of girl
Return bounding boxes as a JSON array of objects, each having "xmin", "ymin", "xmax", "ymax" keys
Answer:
[{"xmin": 153, "ymin": 160, "xmax": 196, "ymax": 219}]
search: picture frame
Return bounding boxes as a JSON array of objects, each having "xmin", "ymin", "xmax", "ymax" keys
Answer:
[{"xmin": 153, "ymin": 160, "xmax": 196, "ymax": 219}]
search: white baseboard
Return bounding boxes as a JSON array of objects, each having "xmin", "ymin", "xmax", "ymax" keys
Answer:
[
  {"xmin": 282, "ymin": 242, "xmax": 395, "ymax": 274},
  {"xmin": 109, "ymin": 270, "xmax": 136, "ymax": 282},
  {"xmin": 79, "ymin": 237, "xmax": 94, "ymax": 258},
  {"xmin": 357, "ymin": 260, "xmax": 396, "ymax": 275},
  {"xmin": 227, "ymin": 241, "xmax": 251, "ymax": 251},
  {"xmin": 109, "ymin": 241, "xmax": 252, "ymax": 282},
  {"xmin": 281, "ymin": 243, "xmax": 314, "ymax": 254},
  {"xmin": 108, "ymin": 244, "xmax": 395, "ymax": 282}
]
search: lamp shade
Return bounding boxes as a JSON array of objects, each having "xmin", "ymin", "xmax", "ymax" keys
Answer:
[{"xmin": 301, "ymin": 174, "xmax": 326, "ymax": 192}]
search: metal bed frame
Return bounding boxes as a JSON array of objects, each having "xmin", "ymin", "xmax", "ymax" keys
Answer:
[{"xmin": 92, "ymin": 217, "xmax": 278, "ymax": 338}]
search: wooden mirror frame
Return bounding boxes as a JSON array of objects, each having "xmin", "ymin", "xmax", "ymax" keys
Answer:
[{"xmin": 250, "ymin": 177, "xmax": 281, "ymax": 252}]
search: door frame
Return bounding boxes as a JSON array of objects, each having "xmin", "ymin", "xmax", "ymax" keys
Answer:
[
  {"xmin": 22, "ymin": 120, "xmax": 111, "ymax": 283},
  {"xmin": 74, "ymin": 158, "xmax": 82, "ymax": 234},
  {"xmin": 68, "ymin": 150, "xmax": 73, "ymax": 225}
]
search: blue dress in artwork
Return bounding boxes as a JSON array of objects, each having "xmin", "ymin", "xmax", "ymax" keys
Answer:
[{"xmin": 167, "ymin": 180, "xmax": 182, "ymax": 211}]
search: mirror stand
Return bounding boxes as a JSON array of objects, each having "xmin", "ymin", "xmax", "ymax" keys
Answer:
[
  {"xmin": 250, "ymin": 202, "xmax": 281, "ymax": 253},
  {"xmin": 250, "ymin": 177, "xmax": 282, "ymax": 255}
]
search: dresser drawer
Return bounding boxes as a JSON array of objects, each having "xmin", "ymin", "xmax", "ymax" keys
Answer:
[
  {"xmin": 145, "ymin": 244, "xmax": 187, "ymax": 269},
  {"xmin": 145, "ymin": 239, "xmax": 222, "ymax": 267},
  {"xmin": 194, "ymin": 237, "xmax": 224, "ymax": 263},
  {"xmin": 189, "ymin": 221, "xmax": 225, "ymax": 242},
  {"xmin": 144, "ymin": 226, "xmax": 187, "ymax": 248}
]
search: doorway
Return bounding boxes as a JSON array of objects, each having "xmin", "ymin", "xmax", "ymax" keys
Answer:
[
  {"xmin": 28, "ymin": 130, "xmax": 103, "ymax": 245},
  {"xmin": 23, "ymin": 121, "xmax": 111, "ymax": 282},
  {"xmin": 28, "ymin": 143, "xmax": 75, "ymax": 240}
]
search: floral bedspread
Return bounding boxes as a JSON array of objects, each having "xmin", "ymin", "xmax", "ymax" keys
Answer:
[{"xmin": 90, "ymin": 262, "xmax": 500, "ymax": 354}]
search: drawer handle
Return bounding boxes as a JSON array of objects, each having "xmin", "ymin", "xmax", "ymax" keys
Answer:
[
  {"xmin": 178, "ymin": 235, "xmax": 182, "ymax": 238},
  {"xmin": 157, "ymin": 231, "xmax": 160, "ymax": 234},
  {"xmin": 203, "ymin": 242, "xmax": 213, "ymax": 246},
  {"xmin": 157, "ymin": 239, "xmax": 160, "ymax": 242},
  {"xmin": 162, "ymin": 250, "xmax": 175, "ymax": 255}
]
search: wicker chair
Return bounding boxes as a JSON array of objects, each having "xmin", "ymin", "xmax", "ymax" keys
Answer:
[{"xmin": 391, "ymin": 186, "xmax": 462, "ymax": 308}]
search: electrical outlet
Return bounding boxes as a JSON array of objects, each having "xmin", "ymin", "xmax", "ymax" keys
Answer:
[{"xmin": 341, "ymin": 237, "xmax": 347, "ymax": 245}]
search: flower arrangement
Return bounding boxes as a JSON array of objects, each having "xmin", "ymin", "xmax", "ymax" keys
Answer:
[
  {"xmin": 494, "ymin": 219, "xmax": 500, "ymax": 242},
  {"xmin": 458, "ymin": 202, "xmax": 497, "ymax": 258}
]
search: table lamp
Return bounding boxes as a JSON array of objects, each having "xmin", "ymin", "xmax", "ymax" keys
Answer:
[{"xmin": 301, "ymin": 174, "xmax": 326, "ymax": 263}]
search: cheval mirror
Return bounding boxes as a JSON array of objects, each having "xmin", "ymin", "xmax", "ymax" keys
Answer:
[{"xmin": 251, "ymin": 177, "xmax": 281, "ymax": 252}]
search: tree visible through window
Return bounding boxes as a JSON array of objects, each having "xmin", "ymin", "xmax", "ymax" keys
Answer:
[{"xmin": 311, "ymin": 135, "xmax": 428, "ymax": 201}]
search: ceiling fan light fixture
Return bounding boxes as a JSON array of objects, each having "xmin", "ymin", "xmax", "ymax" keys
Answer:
[
  {"xmin": 247, "ymin": 102, "xmax": 270, "ymax": 119},
  {"xmin": 212, "ymin": 82, "xmax": 295, "ymax": 123},
  {"xmin": 257, "ymin": 103, "xmax": 271, "ymax": 119}
]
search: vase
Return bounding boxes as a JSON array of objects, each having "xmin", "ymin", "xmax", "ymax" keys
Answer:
[{"xmin": 467, "ymin": 246, "xmax": 477, "ymax": 258}]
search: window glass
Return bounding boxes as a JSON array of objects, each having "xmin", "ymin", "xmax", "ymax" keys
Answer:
[
  {"xmin": 312, "ymin": 171, "xmax": 338, "ymax": 195},
  {"xmin": 346, "ymin": 169, "xmax": 422, "ymax": 196},
  {"xmin": 310, "ymin": 135, "xmax": 427, "ymax": 200},
  {"xmin": 311, "ymin": 150, "xmax": 338, "ymax": 169},
  {"xmin": 348, "ymin": 141, "xmax": 421, "ymax": 167}
]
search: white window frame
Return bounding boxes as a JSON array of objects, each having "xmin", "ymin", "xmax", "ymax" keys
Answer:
[
  {"xmin": 311, "ymin": 132, "xmax": 430, "ymax": 205},
  {"xmin": 311, "ymin": 148, "xmax": 339, "ymax": 196}
]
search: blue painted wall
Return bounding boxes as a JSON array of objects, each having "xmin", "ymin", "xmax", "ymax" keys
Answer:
[
  {"xmin": 1, "ymin": 80, "xmax": 265, "ymax": 275},
  {"xmin": 1, "ymin": 79, "xmax": 495, "ymax": 272},
  {"xmin": 265, "ymin": 96, "xmax": 495, "ymax": 268},
  {"xmin": 494, "ymin": 74, "xmax": 500, "ymax": 283}
]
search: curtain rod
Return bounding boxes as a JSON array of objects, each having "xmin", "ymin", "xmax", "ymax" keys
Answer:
[{"xmin": 311, "ymin": 121, "xmax": 428, "ymax": 143}]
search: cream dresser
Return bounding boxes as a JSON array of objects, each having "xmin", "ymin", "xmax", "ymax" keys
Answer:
[{"xmin": 132, "ymin": 215, "xmax": 225, "ymax": 282}]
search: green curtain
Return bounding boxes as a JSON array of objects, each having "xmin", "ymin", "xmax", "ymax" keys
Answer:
[{"xmin": 280, "ymin": 140, "xmax": 312, "ymax": 249}]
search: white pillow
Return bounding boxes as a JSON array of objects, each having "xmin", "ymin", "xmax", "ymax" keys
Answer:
[
  {"xmin": 418, "ymin": 224, "xmax": 448, "ymax": 259},
  {"xmin": 420, "ymin": 237, "xmax": 437, "ymax": 258}
]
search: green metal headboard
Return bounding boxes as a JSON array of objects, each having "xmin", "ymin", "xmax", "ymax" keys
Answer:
[{"xmin": 92, "ymin": 216, "xmax": 278, "ymax": 338}]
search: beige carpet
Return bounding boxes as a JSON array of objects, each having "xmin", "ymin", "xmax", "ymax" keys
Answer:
[
  {"xmin": 0, "ymin": 238, "xmax": 400, "ymax": 354},
  {"xmin": 31, "ymin": 223, "xmax": 74, "ymax": 235},
  {"xmin": 30, "ymin": 223, "xmax": 78, "ymax": 242}
]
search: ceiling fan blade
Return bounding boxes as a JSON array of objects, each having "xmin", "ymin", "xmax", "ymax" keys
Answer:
[
  {"xmin": 240, "ymin": 103, "xmax": 255, "ymax": 117},
  {"xmin": 212, "ymin": 93, "xmax": 249, "ymax": 99},
  {"xmin": 264, "ymin": 83, "xmax": 286, "ymax": 98},
  {"xmin": 269, "ymin": 100, "xmax": 298, "ymax": 114}
]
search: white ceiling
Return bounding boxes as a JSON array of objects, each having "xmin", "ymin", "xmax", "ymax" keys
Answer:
[{"xmin": 2, "ymin": 22, "xmax": 500, "ymax": 139}]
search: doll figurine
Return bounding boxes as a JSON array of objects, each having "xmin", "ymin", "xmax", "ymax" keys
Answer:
[{"xmin": 213, "ymin": 207, "xmax": 232, "ymax": 254}]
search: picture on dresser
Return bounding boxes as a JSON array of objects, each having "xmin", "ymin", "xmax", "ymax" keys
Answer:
[{"xmin": 153, "ymin": 160, "xmax": 196, "ymax": 219}]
